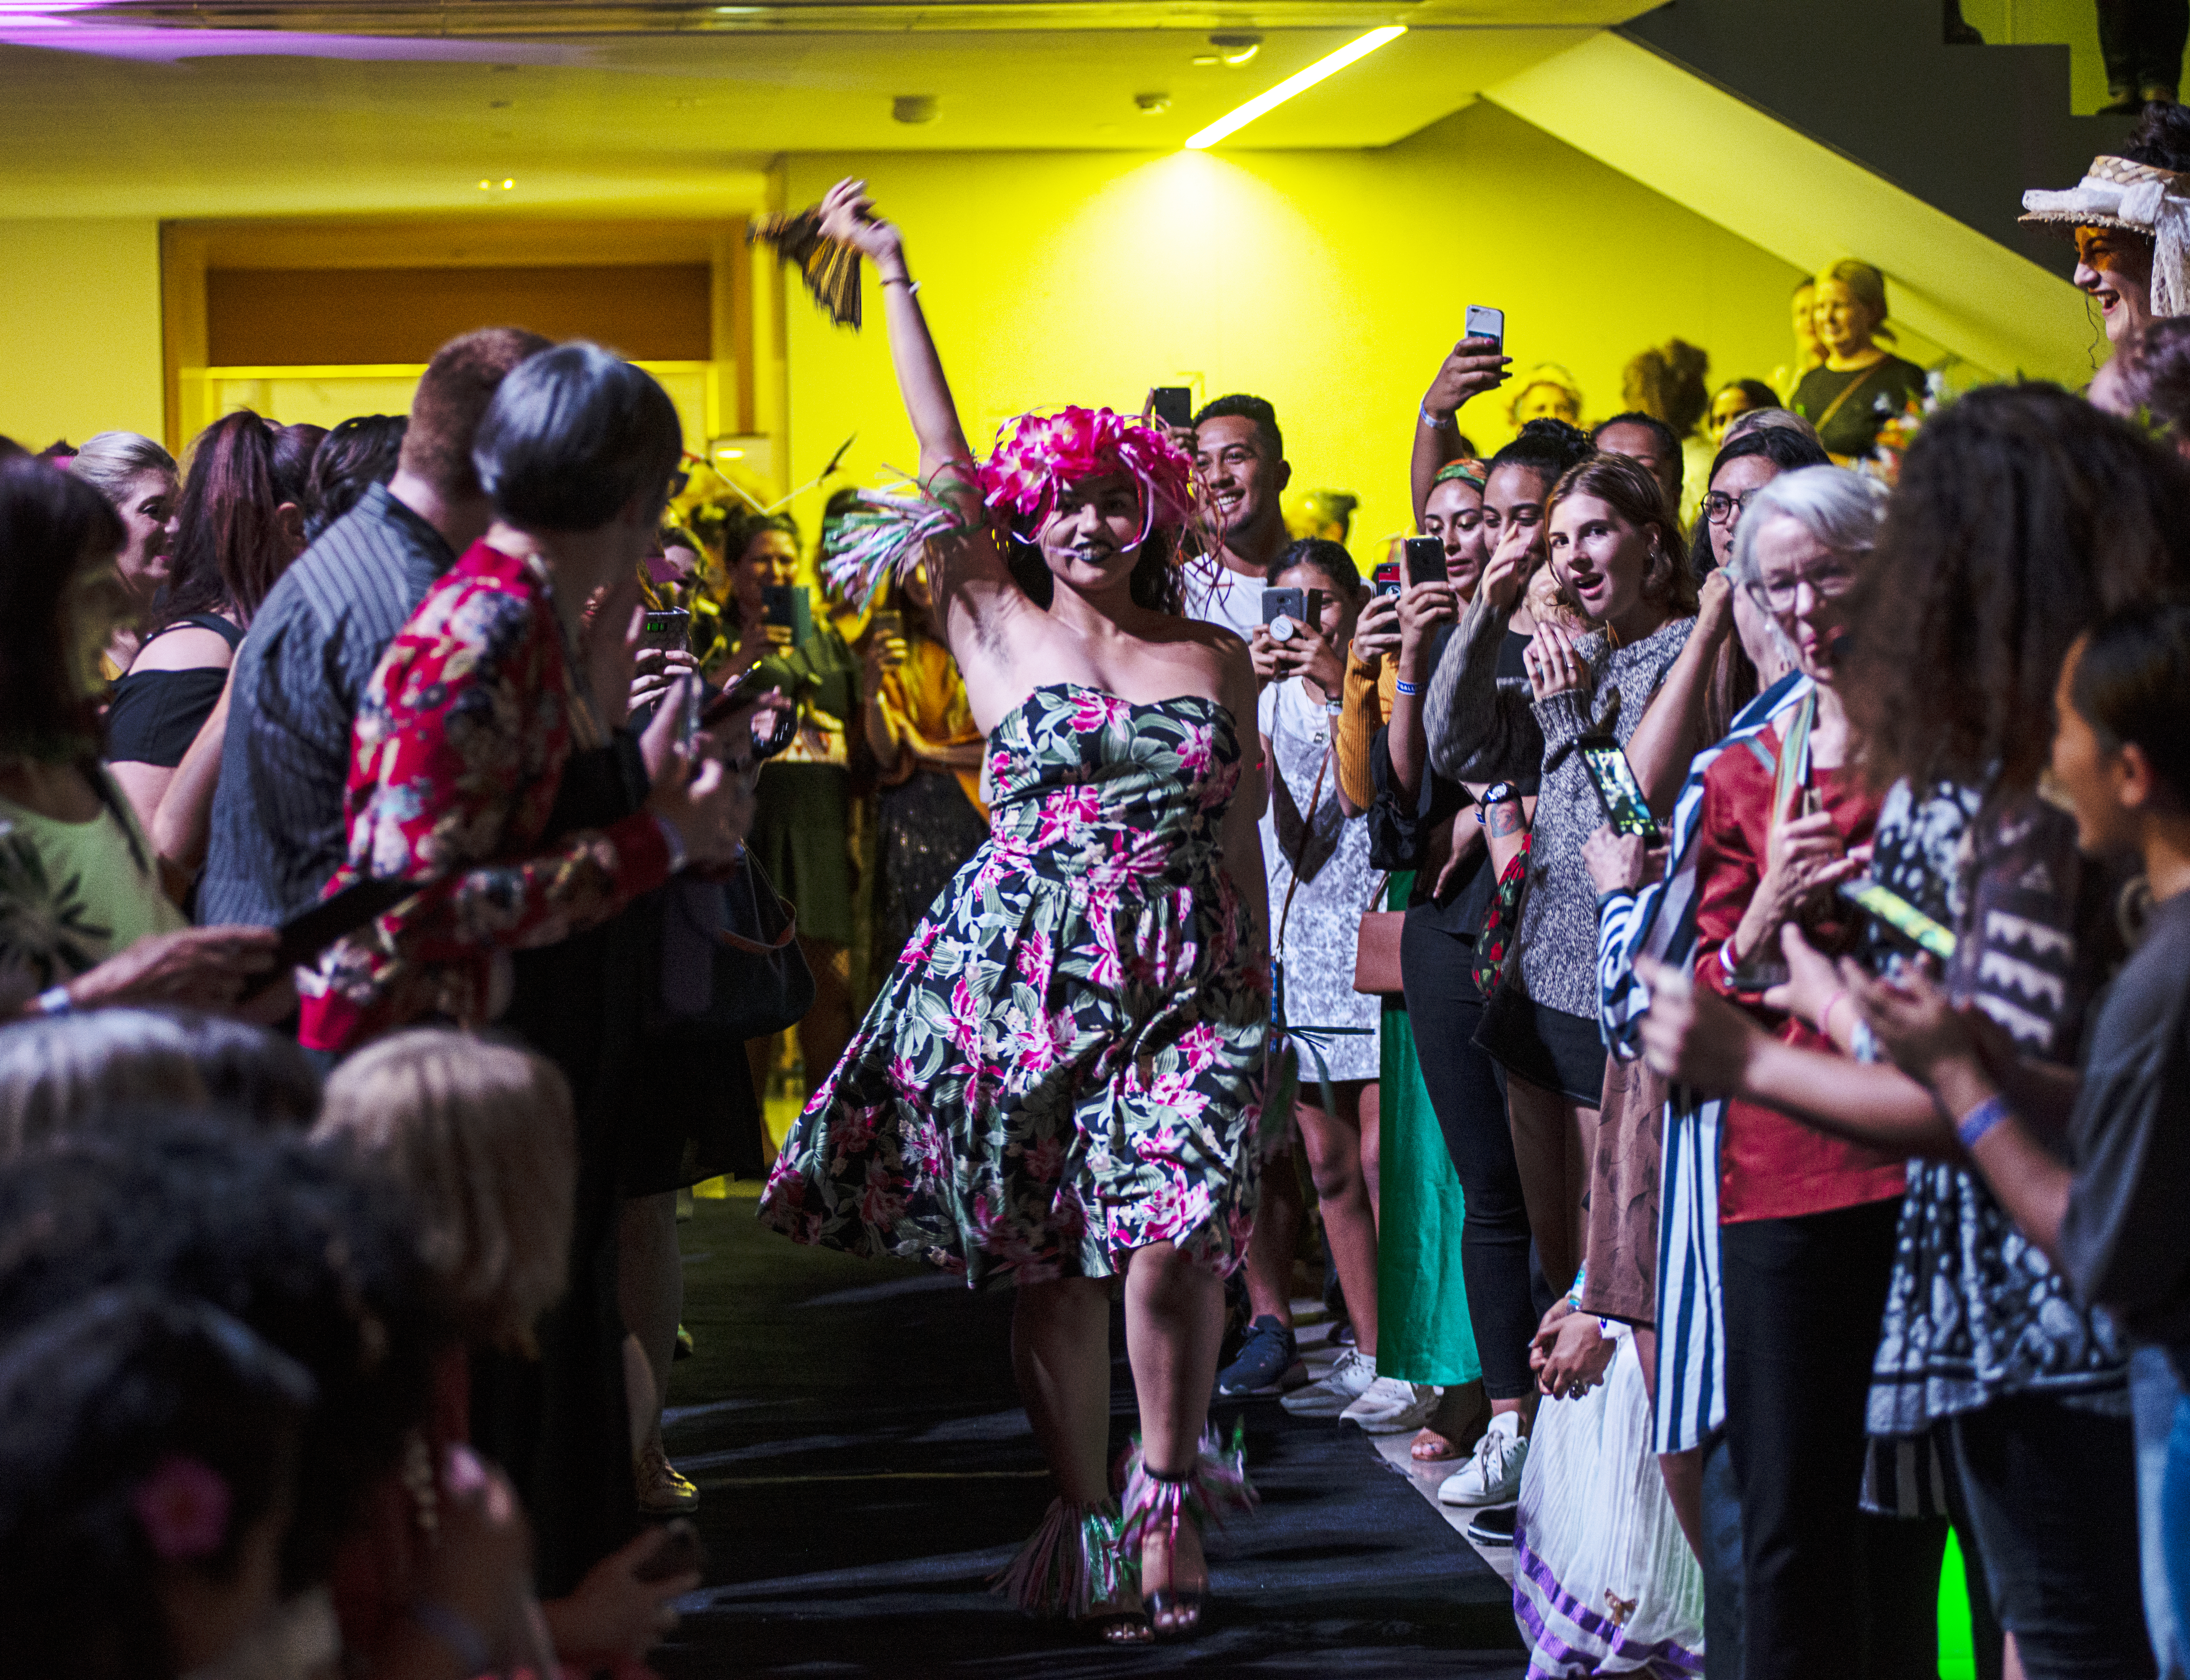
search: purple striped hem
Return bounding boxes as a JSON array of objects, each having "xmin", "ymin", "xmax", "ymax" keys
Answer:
[{"xmin": 1510, "ymin": 1516, "xmax": 1704, "ymax": 1678}]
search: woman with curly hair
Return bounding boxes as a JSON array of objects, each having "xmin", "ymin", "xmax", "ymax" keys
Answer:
[{"xmin": 758, "ymin": 178, "xmax": 1268, "ymax": 1644}]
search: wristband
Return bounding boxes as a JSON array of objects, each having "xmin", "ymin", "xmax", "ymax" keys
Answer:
[
  {"xmin": 1394, "ymin": 679, "xmax": 1419, "ymax": 696},
  {"xmin": 1419, "ymin": 403, "xmax": 1455, "ymax": 431},
  {"xmin": 33, "ymin": 985, "xmax": 71, "ymax": 1018},
  {"xmin": 1819, "ymin": 988, "xmax": 1851, "ymax": 1039},
  {"xmin": 879, "ymin": 275, "xmax": 921, "ymax": 296},
  {"xmin": 408, "ymin": 1600, "xmax": 491, "ymax": 1675},
  {"xmin": 1955, "ymin": 1094, "xmax": 2011, "ymax": 1150}
]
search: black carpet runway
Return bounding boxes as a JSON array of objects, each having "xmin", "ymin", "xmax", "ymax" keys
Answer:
[{"xmin": 648, "ymin": 1189, "xmax": 1526, "ymax": 1679}]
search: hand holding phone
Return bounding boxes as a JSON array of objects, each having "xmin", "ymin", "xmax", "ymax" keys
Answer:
[
  {"xmin": 1150, "ymin": 386, "xmax": 1194, "ymax": 430},
  {"xmin": 1839, "ymin": 879, "xmax": 1957, "ymax": 961},
  {"xmin": 1402, "ymin": 535, "xmax": 1448, "ymax": 587},
  {"xmin": 1464, "ymin": 303, "xmax": 1506, "ymax": 351},
  {"xmin": 1578, "ymin": 735, "xmax": 1662, "ymax": 844}
]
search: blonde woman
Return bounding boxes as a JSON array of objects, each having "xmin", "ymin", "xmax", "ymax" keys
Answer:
[
  {"xmin": 1788, "ymin": 260, "xmax": 1928, "ymax": 464},
  {"xmin": 316, "ymin": 1028, "xmax": 702, "ymax": 1672},
  {"xmin": 66, "ymin": 430, "xmax": 178, "ymax": 678}
]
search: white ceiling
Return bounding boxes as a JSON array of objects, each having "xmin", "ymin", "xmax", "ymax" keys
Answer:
[{"xmin": 0, "ymin": 0, "xmax": 1640, "ymax": 217}]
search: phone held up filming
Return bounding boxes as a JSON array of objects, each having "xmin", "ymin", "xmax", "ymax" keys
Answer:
[{"xmin": 1261, "ymin": 587, "xmax": 1326, "ymax": 644}]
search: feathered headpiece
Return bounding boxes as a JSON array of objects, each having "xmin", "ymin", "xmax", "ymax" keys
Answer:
[
  {"xmin": 2022, "ymin": 154, "xmax": 2190, "ymax": 317},
  {"xmin": 749, "ymin": 208, "xmax": 862, "ymax": 327},
  {"xmin": 821, "ymin": 407, "xmax": 1197, "ymax": 606},
  {"xmin": 976, "ymin": 407, "xmax": 1195, "ymax": 542}
]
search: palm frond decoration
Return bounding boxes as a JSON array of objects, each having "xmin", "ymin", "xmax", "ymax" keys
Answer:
[{"xmin": 749, "ymin": 208, "xmax": 862, "ymax": 328}]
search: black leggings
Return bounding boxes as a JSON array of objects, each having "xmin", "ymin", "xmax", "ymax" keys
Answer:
[
  {"xmin": 1402, "ymin": 907, "xmax": 1537, "ymax": 1401},
  {"xmin": 2100, "ymin": 0, "xmax": 2190, "ymax": 92}
]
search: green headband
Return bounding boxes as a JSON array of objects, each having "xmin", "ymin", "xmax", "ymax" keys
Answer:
[{"xmin": 1433, "ymin": 461, "xmax": 1487, "ymax": 491}]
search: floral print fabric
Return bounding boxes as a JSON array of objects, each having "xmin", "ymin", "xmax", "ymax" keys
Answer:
[
  {"xmin": 297, "ymin": 540, "xmax": 671, "ymax": 1051},
  {"xmin": 759, "ymin": 683, "xmax": 1269, "ymax": 1285}
]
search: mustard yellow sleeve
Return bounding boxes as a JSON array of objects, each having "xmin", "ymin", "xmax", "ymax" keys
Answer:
[{"xmin": 1337, "ymin": 647, "xmax": 1382, "ymax": 810}]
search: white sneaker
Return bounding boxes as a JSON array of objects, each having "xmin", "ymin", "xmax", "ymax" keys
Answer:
[
  {"xmin": 1339, "ymin": 1376, "xmax": 1441, "ymax": 1435},
  {"xmin": 1279, "ymin": 1347, "xmax": 1378, "ymax": 1417},
  {"xmin": 1438, "ymin": 1411, "xmax": 1527, "ymax": 1506}
]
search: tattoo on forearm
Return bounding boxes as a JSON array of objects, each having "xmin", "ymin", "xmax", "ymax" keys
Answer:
[{"xmin": 1486, "ymin": 802, "xmax": 1522, "ymax": 838}]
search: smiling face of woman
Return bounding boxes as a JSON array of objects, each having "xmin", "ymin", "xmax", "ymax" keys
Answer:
[
  {"xmin": 2075, "ymin": 226, "xmax": 2156, "ymax": 344},
  {"xmin": 1546, "ymin": 493, "xmax": 1651, "ymax": 629},
  {"xmin": 110, "ymin": 467, "xmax": 178, "ymax": 605},
  {"xmin": 1812, "ymin": 278, "xmax": 1880, "ymax": 360},
  {"xmin": 1036, "ymin": 472, "xmax": 1145, "ymax": 596},
  {"xmin": 1421, "ymin": 476, "xmax": 1486, "ymax": 598}
]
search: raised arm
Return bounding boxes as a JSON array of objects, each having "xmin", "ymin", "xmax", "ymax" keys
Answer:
[
  {"xmin": 1625, "ymin": 572, "xmax": 1736, "ymax": 816},
  {"xmin": 1425, "ymin": 527, "xmax": 1539, "ymax": 785},
  {"xmin": 1411, "ymin": 337, "xmax": 1510, "ymax": 526}
]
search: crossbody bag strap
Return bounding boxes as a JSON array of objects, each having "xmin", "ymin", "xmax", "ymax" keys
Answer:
[
  {"xmin": 1274, "ymin": 740, "xmax": 1332, "ymax": 963},
  {"xmin": 1813, "ymin": 363, "xmax": 1885, "ymax": 435}
]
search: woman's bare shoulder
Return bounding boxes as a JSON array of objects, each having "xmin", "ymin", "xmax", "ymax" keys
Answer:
[{"xmin": 126, "ymin": 625, "xmax": 235, "ymax": 675}]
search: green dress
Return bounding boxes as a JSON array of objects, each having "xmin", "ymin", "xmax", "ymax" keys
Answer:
[
  {"xmin": 1372, "ymin": 870, "xmax": 1482, "ymax": 1389},
  {"xmin": 749, "ymin": 625, "xmax": 861, "ymax": 949}
]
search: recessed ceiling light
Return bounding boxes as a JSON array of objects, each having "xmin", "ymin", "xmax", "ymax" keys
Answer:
[
  {"xmin": 1135, "ymin": 92, "xmax": 1171, "ymax": 114},
  {"xmin": 1185, "ymin": 26, "xmax": 1405, "ymax": 150},
  {"xmin": 1209, "ymin": 32, "xmax": 1262, "ymax": 66},
  {"xmin": 1190, "ymin": 54, "xmax": 1220, "ymax": 67},
  {"xmin": 892, "ymin": 94, "xmax": 939, "ymax": 124}
]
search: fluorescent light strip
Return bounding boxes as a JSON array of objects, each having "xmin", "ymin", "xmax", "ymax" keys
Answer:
[{"xmin": 1184, "ymin": 25, "xmax": 1407, "ymax": 150}]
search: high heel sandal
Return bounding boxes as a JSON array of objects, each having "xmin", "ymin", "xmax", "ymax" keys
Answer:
[
  {"xmin": 991, "ymin": 1496, "xmax": 1150, "ymax": 1645},
  {"xmin": 1119, "ymin": 1425, "xmax": 1258, "ymax": 1639}
]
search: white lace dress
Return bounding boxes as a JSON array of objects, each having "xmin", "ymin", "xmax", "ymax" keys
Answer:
[{"xmin": 1257, "ymin": 677, "xmax": 1379, "ymax": 1083}]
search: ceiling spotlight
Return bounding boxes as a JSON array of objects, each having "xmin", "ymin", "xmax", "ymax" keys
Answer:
[
  {"xmin": 1135, "ymin": 92, "xmax": 1172, "ymax": 114},
  {"xmin": 892, "ymin": 94, "xmax": 939, "ymax": 124},
  {"xmin": 1209, "ymin": 32, "xmax": 1262, "ymax": 66},
  {"xmin": 1191, "ymin": 54, "xmax": 1220, "ymax": 66}
]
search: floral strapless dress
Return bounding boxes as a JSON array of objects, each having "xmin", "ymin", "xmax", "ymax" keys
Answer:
[{"xmin": 759, "ymin": 683, "xmax": 1269, "ymax": 1284}]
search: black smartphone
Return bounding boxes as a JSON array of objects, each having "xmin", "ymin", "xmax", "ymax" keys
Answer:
[
  {"xmin": 1839, "ymin": 879, "xmax": 1958, "ymax": 961},
  {"xmin": 1465, "ymin": 303, "xmax": 1505, "ymax": 351},
  {"xmin": 641, "ymin": 608, "xmax": 690, "ymax": 651},
  {"xmin": 760, "ymin": 583, "xmax": 812, "ymax": 647},
  {"xmin": 635, "ymin": 1517, "xmax": 709, "ymax": 1583},
  {"xmin": 1260, "ymin": 587, "xmax": 1325, "ymax": 642},
  {"xmin": 1577, "ymin": 733, "xmax": 1663, "ymax": 844},
  {"xmin": 1151, "ymin": 385, "xmax": 1194, "ymax": 429},
  {"xmin": 869, "ymin": 607, "xmax": 904, "ymax": 642},
  {"xmin": 1372, "ymin": 560, "xmax": 1402, "ymax": 600},
  {"xmin": 1403, "ymin": 535, "xmax": 1448, "ymax": 587},
  {"xmin": 255, "ymin": 875, "xmax": 421, "ymax": 994}
]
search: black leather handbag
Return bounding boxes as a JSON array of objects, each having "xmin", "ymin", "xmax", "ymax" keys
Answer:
[{"xmin": 649, "ymin": 853, "xmax": 816, "ymax": 1043}]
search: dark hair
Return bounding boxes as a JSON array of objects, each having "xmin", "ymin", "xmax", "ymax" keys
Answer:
[
  {"xmin": 0, "ymin": 458, "xmax": 122, "ymax": 759},
  {"xmin": 1843, "ymin": 383, "xmax": 2190, "ymax": 794},
  {"xmin": 1269, "ymin": 536, "xmax": 1361, "ymax": 598},
  {"xmin": 1621, "ymin": 340, "xmax": 1711, "ymax": 436},
  {"xmin": 2072, "ymin": 601, "xmax": 2190, "ymax": 803},
  {"xmin": 1005, "ymin": 522, "xmax": 1185, "ymax": 615},
  {"xmin": 400, "ymin": 326, "xmax": 553, "ymax": 500},
  {"xmin": 305, "ymin": 414, "xmax": 406, "ymax": 541},
  {"xmin": 724, "ymin": 510, "xmax": 800, "ymax": 569},
  {"xmin": 2116, "ymin": 318, "xmax": 2190, "ymax": 435},
  {"xmin": 157, "ymin": 412, "xmax": 317, "ymax": 630},
  {"xmin": 1546, "ymin": 454, "xmax": 1700, "ymax": 616},
  {"xmin": 1193, "ymin": 393, "xmax": 1284, "ymax": 463},
  {"xmin": 0, "ymin": 1287, "xmax": 314, "ymax": 1680},
  {"xmin": 2126, "ymin": 102, "xmax": 2190, "ymax": 173},
  {"xmin": 1487, "ymin": 417, "xmax": 1594, "ymax": 490},
  {"xmin": 1593, "ymin": 411, "xmax": 1681, "ymax": 459},
  {"xmin": 1706, "ymin": 424, "xmax": 1833, "ymax": 486},
  {"xmin": 1720, "ymin": 378, "xmax": 1780, "ymax": 414},
  {"xmin": 473, "ymin": 341, "xmax": 683, "ymax": 533},
  {"xmin": 0, "ymin": 1115, "xmax": 447, "ymax": 1594},
  {"xmin": 158, "ymin": 1011, "xmax": 322, "ymax": 1129}
]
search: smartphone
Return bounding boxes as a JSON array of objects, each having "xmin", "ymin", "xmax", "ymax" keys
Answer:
[
  {"xmin": 1840, "ymin": 878, "xmax": 1958, "ymax": 962},
  {"xmin": 869, "ymin": 607, "xmax": 904, "ymax": 642},
  {"xmin": 1464, "ymin": 303, "xmax": 1505, "ymax": 351},
  {"xmin": 1402, "ymin": 535, "xmax": 1448, "ymax": 587},
  {"xmin": 1260, "ymin": 587, "xmax": 1325, "ymax": 642},
  {"xmin": 1577, "ymin": 734, "xmax": 1663, "ymax": 844},
  {"xmin": 1372, "ymin": 560, "xmax": 1402, "ymax": 600},
  {"xmin": 760, "ymin": 583, "xmax": 812, "ymax": 647},
  {"xmin": 635, "ymin": 1518, "xmax": 709, "ymax": 1584},
  {"xmin": 1151, "ymin": 385, "xmax": 1194, "ymax": 429},
  {"xmin": 699, "ymin": 662, "xmax": 782, "ymax": 730},
  {"xmin": 252, "ymin": 875, "xmax": 421, "ymax": 995},
  {"xmin": 677, "ymin": 671, "xmax": 702, "ymax": 747},
  {"xmin": 640, "ymin": 608, "xmax": 690, "ymax": 652}
]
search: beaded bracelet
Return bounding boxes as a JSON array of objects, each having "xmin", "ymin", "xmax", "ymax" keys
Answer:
[
  {"xmin": 1419, "ymin": 404, "xmax": 1454, "ymax": 431},
  {"xmin": 1394, "ymin": 678, "xmax": 1419, "ymax": 696}
]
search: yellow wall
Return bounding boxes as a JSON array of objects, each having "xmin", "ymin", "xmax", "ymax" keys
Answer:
[
  {"xmin": 0, "ymin": 218, "xmax": 162, "ymax": 450},
  {"xmin": 781, "ymin": 102, "xmax": 1810, "ymax": 560}
]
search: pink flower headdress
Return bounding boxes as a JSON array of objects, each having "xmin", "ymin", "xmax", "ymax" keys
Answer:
[
  {"xmin": 822, "ymin": 406, "xmax": 1197, "ymax": 606},
  {"xmin": 133, "ymin": 1454, "xmax": 231, "ymax": 1561}
]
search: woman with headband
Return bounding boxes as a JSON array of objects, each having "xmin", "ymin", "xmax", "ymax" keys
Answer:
[{"xmin": 757, "ymin": 178, "xmax": 1268, "ymax": 1646}]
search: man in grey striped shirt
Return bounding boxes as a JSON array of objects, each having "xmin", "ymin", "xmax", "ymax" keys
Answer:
[{"xmin": 200, "ymin": 327, "xmax": 550, "ymax": 927}]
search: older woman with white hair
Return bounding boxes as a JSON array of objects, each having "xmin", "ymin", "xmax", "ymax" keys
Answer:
[
  {"xmin": 1613, "ymin": 466, "xmax": 1958, "ymax": 1675},
  {"xmin": 66, "ymin": 431, "xmax": 177, "ymax": 677}
]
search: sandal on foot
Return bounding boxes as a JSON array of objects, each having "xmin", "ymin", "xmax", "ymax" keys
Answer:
[
  {"xmin": 1411, "ymin": 1425, "xmax": 1463, "ymax": 1462},
  {"xmin": 993, "ymin": 1496, "xmax": 1145, "ymax": 1640},
  {"xmin": 1120, "ymin": 1425, "xmax": 1259, "ymax": 1641}
]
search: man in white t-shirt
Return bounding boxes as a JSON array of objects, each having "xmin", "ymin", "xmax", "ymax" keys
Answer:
[{"xmin": 1179, "ymin": 394, "xmax": 1292, "ymax": 678}]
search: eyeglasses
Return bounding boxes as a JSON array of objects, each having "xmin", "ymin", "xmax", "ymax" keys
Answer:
[
  {"xmin": 1747, "ymin": 562, "xmax": 1858, "ymax": 613},
  {"xmin": 1702, "ymin": 489, "xmax": 1759, "ymax": 526}
]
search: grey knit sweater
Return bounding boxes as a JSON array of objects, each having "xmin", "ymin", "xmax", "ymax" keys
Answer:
[{"xmin": 1425, "ymin": 589, "xmax": 1693, "ymax": 1018}]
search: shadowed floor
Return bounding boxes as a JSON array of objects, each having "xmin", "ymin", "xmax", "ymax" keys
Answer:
[{"xmin": 645, "ymin": 1188, "xmax": 1527, "ymax": 1678}]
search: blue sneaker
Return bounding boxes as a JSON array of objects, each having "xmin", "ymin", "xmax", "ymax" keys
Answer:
[{"xmin": 1215, "ymin": 1315, "xmax": 1307, "ymax": 1397}]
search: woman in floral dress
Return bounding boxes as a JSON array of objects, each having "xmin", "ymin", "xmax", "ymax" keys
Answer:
[{"xmin": 757, "ymin": 179, "xmax": 1269, "ymax": 1644}]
